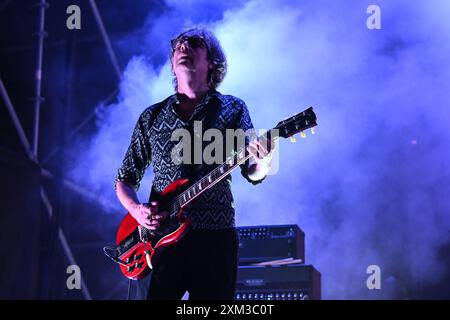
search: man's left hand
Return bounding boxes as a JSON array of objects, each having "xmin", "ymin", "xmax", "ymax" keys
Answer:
[{"xmin": 247, "ymin": 138, "xmax": 274, "ymax": 162}]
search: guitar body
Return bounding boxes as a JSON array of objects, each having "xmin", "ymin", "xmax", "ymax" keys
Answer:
[{"xmin": 115, "ymin": 178, "xmax": 191, "ymax": 280}]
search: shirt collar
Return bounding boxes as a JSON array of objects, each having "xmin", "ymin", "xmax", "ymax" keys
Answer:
[{"xmin": 168, "ymin": 89, "xmax": 221, "ymax": 109}]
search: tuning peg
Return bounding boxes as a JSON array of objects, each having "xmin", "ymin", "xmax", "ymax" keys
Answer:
[
  {"xmin": 311, "ymin": 127, "xmax": 316, "ymax": 135},
  {"xmin": 290, "ymin": 135, "xmax": 297, "ymax": 143},
  {"xmin": 301, "ymin": 131, "xmax": 306, "ymax": 138}
]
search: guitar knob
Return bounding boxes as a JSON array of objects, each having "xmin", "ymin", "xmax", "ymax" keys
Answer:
[
  {"xmin": 301, "ymin": 131, "xmax": 306, "ymax": 138},
  {"xmin": 290, "ymin": 136, "xmax": 296, "ymax": 143},
  {"xmin": 311, "ymin": 127, "xmax": 316, "ymax": 135}
]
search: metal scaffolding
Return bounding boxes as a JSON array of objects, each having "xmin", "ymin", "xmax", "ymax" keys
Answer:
[
  {"xmin": 31, "ymin": 0, "xmax": 48, "ymax": 157},
  {"xmin": 1, "ymin": 0, "xmax": 127, "ymax": 300}
]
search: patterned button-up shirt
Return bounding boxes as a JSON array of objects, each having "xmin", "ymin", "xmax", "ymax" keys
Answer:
[{"xmin": 114, "ymin": 90, "xmax": 264, "ymax": 230}]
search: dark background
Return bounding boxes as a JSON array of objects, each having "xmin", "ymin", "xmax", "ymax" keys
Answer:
[{"xmin": 0, "ymin": 0, "xmax": 168, "ymax": 299}]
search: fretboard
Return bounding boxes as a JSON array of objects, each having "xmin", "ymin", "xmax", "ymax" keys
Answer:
[
  {"xmin": 166, "ymin": 130, "xmax": 274, "ymax": 216},
  {"xmin": 165, "ymin": 148, "xmax": 248, "ymax": 216}
]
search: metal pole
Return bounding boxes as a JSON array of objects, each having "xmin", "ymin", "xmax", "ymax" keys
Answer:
[
  {"xmin": 0, "ymin": 79, "xmax": 106, "ymax": 211},
  {"xmin": 0, "ymin": 77, "xmax": 36, "ymax": 162},
  {"xmin": 31, "ymin": 0, "xmax": 48, "ymax": 157},
  {"xmin": 88, "ymin": 0, "xmax": 122, "ymax": 79},
  {"xmin": 40, "ymin": 189, "xmax": 92, "ymax": 300},
  {"xmin": 0, "ymin": 78, "xmax": 93, "ymax": 301}
]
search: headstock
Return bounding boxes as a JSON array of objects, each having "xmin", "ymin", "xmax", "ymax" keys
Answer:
[{"xmin": 274, "ymin": 107, "xmax": 317, "ymax": 141}]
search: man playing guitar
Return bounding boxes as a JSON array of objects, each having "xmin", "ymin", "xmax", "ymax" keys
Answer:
[{"xmin": 114, "ymin": 28, "xmax": 273, "ymax": 300}]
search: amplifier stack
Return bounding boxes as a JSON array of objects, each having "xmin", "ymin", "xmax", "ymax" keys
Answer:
[{"xmin": 236, "ymin": 224, "xmax": 321, "ymax": 300}]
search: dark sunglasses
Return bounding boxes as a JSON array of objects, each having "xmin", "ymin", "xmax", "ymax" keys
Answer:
[{"xmin": 171, "ymin": 36, "xmax": 206, "ymax": 51}]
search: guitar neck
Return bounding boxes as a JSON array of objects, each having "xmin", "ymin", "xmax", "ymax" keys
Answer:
[
  {"xmin": 166, "ymin": 106, "xmax": 317, "ymax": 215},
  {"xmin": 167, "ymin": 130, "xmax": 275, "ymax": 214}
]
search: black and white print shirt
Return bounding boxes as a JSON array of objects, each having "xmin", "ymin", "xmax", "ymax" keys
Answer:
[{"xmin": 114, "ymin": 90, "xmax": 264, "ymax": 230}]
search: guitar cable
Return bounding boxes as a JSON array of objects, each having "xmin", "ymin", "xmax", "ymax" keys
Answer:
[
  {"xmin": 103, "ymin": 246, "xmax": 127, "ymax": 266},
  {"xmin": 127, "ymin": 279, "xmax": 132, "ymax": 300},
  {"xmin": 103, "ymin": 246, "xmax": 133, "ymax": 300}
]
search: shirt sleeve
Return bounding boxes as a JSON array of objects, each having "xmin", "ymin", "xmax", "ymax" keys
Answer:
[
  {"xmin": 114, "ymin": 109, "xmax": 153, "ymax": 190},
  {"xmin": 234, "ymin": 98, "xmax": 266, "ymax": 185}
]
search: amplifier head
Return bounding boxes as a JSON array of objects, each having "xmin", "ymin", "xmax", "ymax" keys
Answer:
[
  {"xmin": 237, "ymin": 224, "xmax": 305, "ymax": 264},
  {"xmin": 235, "ymin": 264, "xmax": 321, "ymax": 300}
]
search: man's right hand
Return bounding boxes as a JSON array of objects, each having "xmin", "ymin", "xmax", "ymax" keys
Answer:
[{"xmin": 129, "ymin": 201, "xmax": 168, "ymax": 230}]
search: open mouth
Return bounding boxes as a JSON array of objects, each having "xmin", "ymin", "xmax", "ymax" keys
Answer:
[{"xmin": 178, "ymin": 56, "xmax": 193, "ymax": 64}]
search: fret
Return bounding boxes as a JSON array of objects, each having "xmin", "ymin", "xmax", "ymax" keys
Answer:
[
  {"xmin": 174, "ymin": 154, "xmax": 245, "ymax": 209},
  {"xmin": 174, "ymin": 148, "xmax": 252, "ymax": 209}
]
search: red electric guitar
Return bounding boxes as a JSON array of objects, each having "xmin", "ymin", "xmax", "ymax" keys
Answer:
[{"xmin": 106, "ymin": 107, "xmax": 317, "ymax": 280}]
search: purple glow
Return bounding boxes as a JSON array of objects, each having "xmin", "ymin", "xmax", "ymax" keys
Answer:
[{"xmin": 68, "ymin": 0, "xmax": 450, "ymax": 299}]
